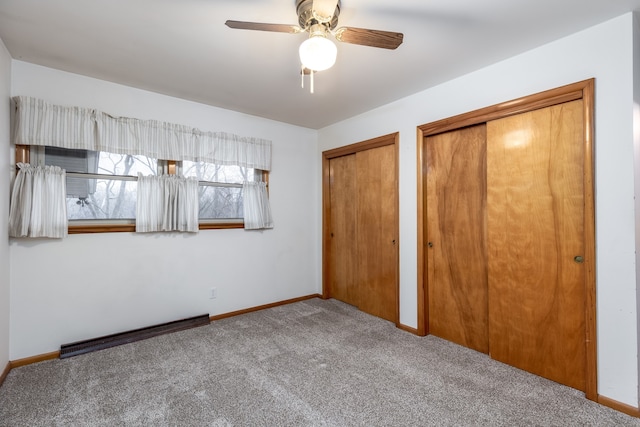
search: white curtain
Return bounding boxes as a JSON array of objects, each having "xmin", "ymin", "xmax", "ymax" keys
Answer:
[
  {"xmin": 243, "ymin": 181, "xmax": 274, "ymax": 230},
  {"xmin": 136, "ymin": 174, "xmax": 199, "ymax": 233},
  {"xmin": 13, "ymin": 96, "xmax": 272, "ymax": 170},
  {"xmin": 9, "ymin": 163, "xmax": 68, "ymax": 238}
]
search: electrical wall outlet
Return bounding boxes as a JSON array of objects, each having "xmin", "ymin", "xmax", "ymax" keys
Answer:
[{"xmin": 209, "ymin": 287, "xmax": 217, "ymax": 299}]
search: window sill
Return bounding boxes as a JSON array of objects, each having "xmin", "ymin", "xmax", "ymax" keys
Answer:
[{"xmin": 68, "ymin": 221, "xmax": 244, "ymax": 234}]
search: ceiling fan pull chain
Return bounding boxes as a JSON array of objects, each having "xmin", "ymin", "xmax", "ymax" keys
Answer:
[
  {"xmin": 311, "ymin": 69, "xmax": 314, "ymax": 94},
  {"xmin": 301, "ymin": 64, "xmax": 305, "ymax": 89}
]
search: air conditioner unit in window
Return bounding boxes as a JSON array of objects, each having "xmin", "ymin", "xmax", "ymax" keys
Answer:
[{"xmin": 44, "ymin": 147, "xmax": 99, "ymax": 198}]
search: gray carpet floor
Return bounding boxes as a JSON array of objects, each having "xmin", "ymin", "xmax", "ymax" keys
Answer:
[{"xmin": 1, "ymin": 297, "xmax": 639, "ymax": 426}]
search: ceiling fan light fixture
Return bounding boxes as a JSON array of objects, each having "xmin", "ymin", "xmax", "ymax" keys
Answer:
[{"xmin": 299, "ymin": 35, "xmax": 337, "ymax": 71}]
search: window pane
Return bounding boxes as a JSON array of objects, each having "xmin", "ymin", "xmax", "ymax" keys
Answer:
[
  {"xmin": 198, "ymin": 186, "xmax": 243, "ymax": 219},
  {"xmin": 98, "ymin": 152, "xmax": 157, "ymax": 176},
  {"xmin": 183, "ymin": 161, "xmax": 258, "ymax": 221},
  {"xmin": 182, "ymin": 161, "xmax": 254, "ymax": 184},
  {"xmin": 42, "ymin": 148, "xmax": 156, "ymax": 221},
  {"xmin": 67, "ymin": 178, "xmax": 136, "ymax": 220},
  {"xmin": 45, "ymin": 149, "xmax": 157, "ymax": 177}
]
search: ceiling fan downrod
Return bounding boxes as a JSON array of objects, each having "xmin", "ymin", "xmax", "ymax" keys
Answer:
[{"xmin": 301, "ymin": 66, "xmax": 316, "ymax": 94}]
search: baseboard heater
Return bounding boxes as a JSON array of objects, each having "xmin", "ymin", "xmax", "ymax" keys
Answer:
[{"xmin": 60, "ymin": 314, "xmax": 210, "ymax": 359}]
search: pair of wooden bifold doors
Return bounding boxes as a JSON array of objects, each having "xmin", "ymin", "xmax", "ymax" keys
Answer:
[{"xmin": 422, "ymin": 80, "xmax": 596, "ymax": 395}]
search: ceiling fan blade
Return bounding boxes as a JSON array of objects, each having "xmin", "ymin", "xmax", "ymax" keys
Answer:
[
  {"xmin": 225, "ymin": 20, "xmax": 302, "ymax": 34},
  {"xmin": 334, "ymin": 27, "xmax": 404, "ymax": 50},
  {"xmin": 312, "ymin": 0, "xmax": 339, "ymax": 22}
]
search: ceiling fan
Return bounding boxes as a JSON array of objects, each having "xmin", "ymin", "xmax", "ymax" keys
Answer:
[{"xmin": 225, "ymin": 0, "xmax": 403, "ymax": 90}]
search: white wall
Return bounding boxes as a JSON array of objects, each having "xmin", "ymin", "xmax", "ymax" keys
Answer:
[
  {"xmin": 634, "ymin": 12, "xmax": 640, "ymax": 405},
  {"xmin": 318, "ymin": 14, "xmax": 639, "ymax": 407},
  {"xmin": 0, "ymin": 38, "xmax": 12, "ymax": 373},
  {"xmin": 9, "ymin": 61, "xmax": 319, "ymax": 360}
]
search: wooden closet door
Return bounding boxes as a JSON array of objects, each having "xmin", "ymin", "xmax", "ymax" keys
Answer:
[
  {"xmin": 425, "ymin": 124, "xmax": 489, "ymax": 353},
  {"xmin": 329, "ymin": 154, "xmax": 359, "ymax": 307},
  {"xmin": 356, "ymin": 144, "xmax": 398, "ymax": 322},
  {"xmin": 486, "ymin": 99, "xmax": 585, "ymax": 391}
]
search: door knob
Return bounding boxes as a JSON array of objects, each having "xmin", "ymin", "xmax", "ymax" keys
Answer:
[{"xmin": 574, "ymin": 256, "xmax": 584, "ymax": 264}]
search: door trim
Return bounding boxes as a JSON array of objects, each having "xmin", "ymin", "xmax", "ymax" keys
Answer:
[
  {"xmin": 322, "ymin": 133, "xmax": 400, "ymax": 326},
  {"xmin": 416, "ymin": 79, "xmax": 596, "ymax": 400}
]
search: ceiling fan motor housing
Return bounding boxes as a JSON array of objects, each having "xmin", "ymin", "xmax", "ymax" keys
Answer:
[{"xmin": 296, "ymin": 0, "xmax": 341, "ymax": 31}]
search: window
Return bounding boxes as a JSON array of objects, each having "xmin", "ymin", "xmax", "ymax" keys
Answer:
[
  {"xmin": 41, "ymin": 147, "xmax": 157, "ymax": 222},
  {"xmin": 181, "ymin": 161, "xmax": 262, "ymax": 221},
  {"xmin": 18, "ymin": 145, "xmax": 266, "ymax": 233},
  {"xmin": 12, "ymin": 96, "xmax": 273, "ymax": 235}
]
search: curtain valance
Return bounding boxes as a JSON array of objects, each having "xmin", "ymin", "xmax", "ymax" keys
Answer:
[{"xmin": 12, "ymin": 96, "xmax": 272, "ymax": 171}]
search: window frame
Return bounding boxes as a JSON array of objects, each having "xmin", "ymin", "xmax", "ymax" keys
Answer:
[{"xmin": 15, "ymin": 145, "xmax": 269, "ymax": 234}]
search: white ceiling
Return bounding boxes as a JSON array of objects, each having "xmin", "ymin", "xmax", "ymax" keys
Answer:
[{"xmin": 1, "ymin": 0, "xmax": 639, "ymax": 129}]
